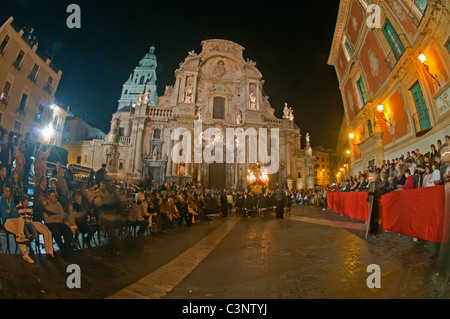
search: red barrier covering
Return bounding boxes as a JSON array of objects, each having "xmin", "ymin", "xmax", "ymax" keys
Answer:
[
  {"xmin": 327, "ymin": 190, "xmax": 370, "ymax": 222},
  {"xmin": 379, "ymin": 185, "xmax": 445, "ymax": 243}
]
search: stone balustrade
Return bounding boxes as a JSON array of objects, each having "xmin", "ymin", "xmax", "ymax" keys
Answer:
[{"xmin": 118, "ymin": 136, "xmax": 131, "ymax": 145}]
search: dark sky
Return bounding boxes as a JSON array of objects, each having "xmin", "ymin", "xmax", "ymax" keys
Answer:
[{"xmin": 2, "ymin": 0, "xmax": 344, "ymax": 149}]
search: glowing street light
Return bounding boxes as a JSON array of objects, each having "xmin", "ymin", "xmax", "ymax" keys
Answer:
[
  {"xmin": 349, "ymin": 133, "xmax": 354, "ymax": 139},
  {"xmin": 418, "ymin": 53, "xmax": 427, "ymax": 64},
  {"xmin": 41, "ymin": 125, "xmax": 54, "ymax": 140}
]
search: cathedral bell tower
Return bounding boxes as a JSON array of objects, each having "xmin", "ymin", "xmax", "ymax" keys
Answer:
[{"xmin": 117, "ymin": 45, "xmax": 158, "ymax": 111}]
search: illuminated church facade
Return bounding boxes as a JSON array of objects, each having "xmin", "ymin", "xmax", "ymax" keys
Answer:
[{"xmin": 67, "ymin": 39, "xmax": 315, "ymax": 190}]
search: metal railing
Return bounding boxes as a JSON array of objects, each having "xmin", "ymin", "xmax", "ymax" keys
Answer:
[{"xmin": 384, "ymin": 33, "xmax": 409, "ymax": 72}]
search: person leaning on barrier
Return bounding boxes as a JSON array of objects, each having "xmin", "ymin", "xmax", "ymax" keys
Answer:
[{"xmin": 367, "ymin": 171, "xmax": 388, "ymax": 237}]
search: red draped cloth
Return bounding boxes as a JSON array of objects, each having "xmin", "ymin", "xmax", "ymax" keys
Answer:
[
  {"xmin": 327, "ymin": 190, "xmax": 370, "ymax": 222},
  {"xmin": 379, "ymin": 185, "xmax": 445, "ymax": 243}
]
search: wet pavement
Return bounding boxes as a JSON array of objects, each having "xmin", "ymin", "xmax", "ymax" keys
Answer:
[{"xmin": 0, "ymin": 204, "xmax": 448, "ymax": 299}]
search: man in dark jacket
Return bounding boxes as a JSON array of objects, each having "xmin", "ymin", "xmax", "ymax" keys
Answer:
[
  {"xmin": 275, "ymin": 190, "xmax": 285, "ymax": 219},
  {"xmin": 95, "ymin": 164, "xmax": 107, "ymax": 185}
]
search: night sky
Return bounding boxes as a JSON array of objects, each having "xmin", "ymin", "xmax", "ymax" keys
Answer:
[{"xmin": 2, "ymin": 0, "xmax": 344, "ymax": 149}]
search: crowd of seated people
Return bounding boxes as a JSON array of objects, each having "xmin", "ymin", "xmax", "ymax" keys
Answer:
[{"xmin": 333, "ymin": 135, "xmax": 450, "ymax": 193}]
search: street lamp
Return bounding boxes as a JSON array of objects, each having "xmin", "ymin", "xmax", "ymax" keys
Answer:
[
  {"xmin": 418, "ymin": 53, "xmax": 440, "ymax": 87},
  {"xmin": 376, "ymin": 104, "xmax": 392, "ymax": 127},
  {"xmin": 41, "ymin": 125, "xmax": 54, "ymax": 142}
]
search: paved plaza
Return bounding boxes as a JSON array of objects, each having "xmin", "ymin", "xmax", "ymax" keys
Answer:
[{"xmin": 0, "ymin": 204, "xmax": 447, "ymax": 299}]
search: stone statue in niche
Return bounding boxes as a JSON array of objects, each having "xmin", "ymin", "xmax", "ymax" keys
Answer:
[
  {"xmin": 235, "ymin": 109, "xmax": 242, "ymax": 124},
  {"xmin": 184, "ymin": 77, "xmax": 194, "ymax": 103},
  {"xmin": 152, "ymin": 146, "xmax": 158, "ymax": 161},
  {"xmin": 196, "ymin": 104, "xmax": 203, "ymax": 120},
  {"xmin": 249, "ymin": 84, "xmax": 257, "ymax": 110}
]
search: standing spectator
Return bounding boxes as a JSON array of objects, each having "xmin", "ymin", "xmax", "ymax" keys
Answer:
[
  {"xmin": 65, "ymin": 163, "xmax": 76, "ymax": 190},
  {"xmin": 87, "ymin": 170, "xmax": 95, "ymax": 188},
  {"xmin": 0, "ymin": 132, "xmax": 13, "ymax": 178},
  {"xmin": 44, "ymin": 190, "xmax": 73, "ymax": 261},
  {"xmin": 430, "ymin": 144, "xmax": 438, "ymax": 162},
  {"xmin": 435, "ymin": 154, "xmax": 447, "ymax": 185},
  {"xmin": 14, "ymin": 142, "xmax": 26, "ymax": 184},
  {"xmin": 95, "ymin": 164, "xmax": 107, "ymax": 186},
  {"xmin": 0, "ymin": 165, "xmax": 9, "ymax": 197},
  {"xmin": 0, "ymin": 185, "xmax": 34, "ymax": 263},
  {"xmin": 10, "ymin": 169, "xmax": 24, "ymax": 204},
  {"xmin": 55, "ymin": 167, "xmax": 71, "ymax": 204},
  {"xmin": 437, "ymin": 139, "xmax": 443, "ymax": 155},
  {"xmin": 22, "ymin": 132, "xmax": 35, "ymax": 187},
  {"xmin": 33, "ymin": 146, "xmax": 51, "ymax": 184}
]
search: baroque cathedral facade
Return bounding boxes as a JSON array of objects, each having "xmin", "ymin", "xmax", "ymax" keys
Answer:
[{"xmin": 72, "ymin": 39, "xmax": 314, "ymax": 190}]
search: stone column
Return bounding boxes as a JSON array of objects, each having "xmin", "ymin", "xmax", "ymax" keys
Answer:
[
  {"xmin": 167, "ymin": 137, "xmax": 173, "ymax": 176},
  {"xmin": 134, "ymin": 123, "xmax": 144, "ymax": 174}
]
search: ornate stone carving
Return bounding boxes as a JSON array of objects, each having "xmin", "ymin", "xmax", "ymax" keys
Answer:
[
  {"xmin": 212, "ymin": 60, "xmax": 226, "ymax": 78},
  {"xmin": 347, "ymin": 90, "xmax": 355, "ymax": 113},
  {"xmin": 390, "ymin": 0, "xmax": 407, "ymax": 22},
  {"xmin": 352, "ymin": 16, "xmax": 358, "ymax": 31},
  {"xmin": 249, "ymin": 83, "xmax": 257, "ymax": 110},
  {"xmin": 144, "ymin": 91, "xmax": 151, "ymax": 104},
  {"xmin": 164, "ymin": 85, "xmax": 173, "ymax": 96},
  {"xmin": 137, "ymin": 93, "xmax": 143, "ymax": 106},
  {"xmin": 184, "ymin": 76, "xmax": 194, "ymax": 103},
  {"xmin": 210, "ymin": 83, "xmax": 232, "ymax": 95},
  {"xmin": 235, "ymin": 109, "xmax": 242, "ymax": 124},
  {"xmin": 283, "ymin": 103, "xmax": 294, "ymax": 120},
  {"xmin": 246, "ymin": 58, "xmax": 256, "ymax": 66},
  {"xmin": 152, "ymin": 145, "xmax": 158, "ymax": 160}
]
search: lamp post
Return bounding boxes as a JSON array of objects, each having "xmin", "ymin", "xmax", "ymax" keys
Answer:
[
  {"xmin": 418, "ymin": 54, "xmax": 440, "ymax": 87},
  {"xmin": 376, "ymin": 104, "xmax": 392, "ymax": 127}
]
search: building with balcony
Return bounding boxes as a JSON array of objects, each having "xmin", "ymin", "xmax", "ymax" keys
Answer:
[
  {"xmin": 63, "ymin": 116, "xmax": 106, "ymax": 143},
  {"xmin": 328, "ymin": 0, "xmax": 449, "ymax": 175},
  {"xmin": 0, "ymin": 17, "xmax": 63, "ymax": 140}
]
